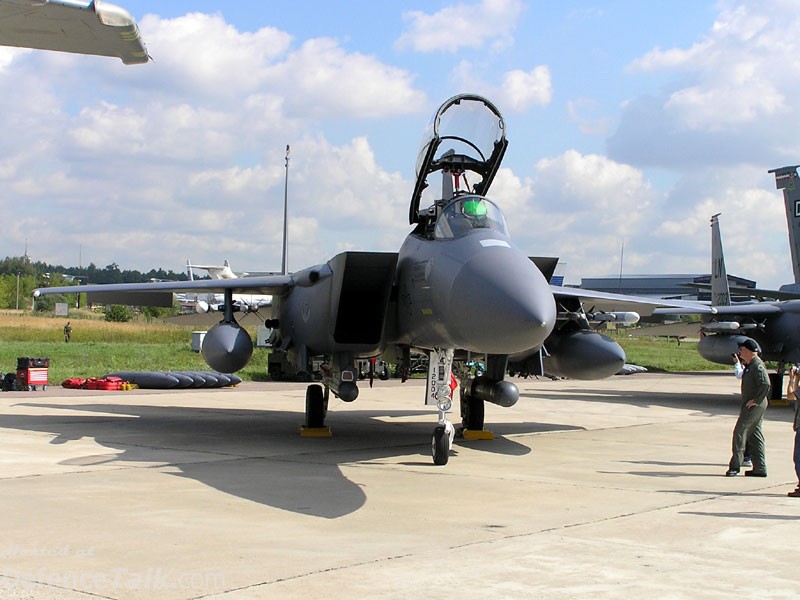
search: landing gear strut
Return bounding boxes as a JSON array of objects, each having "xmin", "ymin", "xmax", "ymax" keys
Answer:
[{"xmin": 427, "ymin": 348, "xmax": 456, "ymax": 465}]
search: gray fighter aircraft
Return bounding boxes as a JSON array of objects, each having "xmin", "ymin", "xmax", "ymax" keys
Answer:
[
  {"xmin": 34, "ymin": 94, "xmax": 709, "ymax": 464},
  {"xmin": 661, "ymin": 168, "xmax": 800, "ymax": 375},
  {"xmin": 0, "ymin": 0, "xmax": 149, "ymax": 64}
]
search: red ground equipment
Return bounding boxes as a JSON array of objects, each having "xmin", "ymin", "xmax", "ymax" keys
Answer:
[{"xmin": 16, "ymin": 357, "xmax": 49, "ymax": 391}]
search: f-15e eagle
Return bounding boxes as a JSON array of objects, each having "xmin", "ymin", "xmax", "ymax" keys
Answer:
[
  {"xmin": 661, "ymin": 168, "xmax": 800, "ymax": 376},
  {"xmin": 35, "ymin": 94, "xmax": 711, "ymax": 464}
]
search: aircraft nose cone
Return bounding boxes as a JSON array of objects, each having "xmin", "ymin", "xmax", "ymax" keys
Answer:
[{"xmin": 449, "ymin": 249, "xmax": 556, "ymax": 354}]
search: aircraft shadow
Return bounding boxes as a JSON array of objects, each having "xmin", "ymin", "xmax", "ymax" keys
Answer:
[
  {"xmin": 6, "ymin": 401, "xmax": 579, "ymax": 519},
  {"xmin": 679, "ymin": 511, "xmax": 798, "ymax": 521}
]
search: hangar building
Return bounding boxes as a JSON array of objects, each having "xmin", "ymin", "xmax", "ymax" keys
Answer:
[{"xmin": 578, "ymin": 273, "xmax": 756, "ymax": 302}]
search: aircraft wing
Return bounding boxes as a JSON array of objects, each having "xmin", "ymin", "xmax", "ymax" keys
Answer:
[
  {"xmin": 33, "ymin": 263, "xmax": 332, "ymax": 303},
  {"xmin": 0, "ymin": 0, "xmax": 149, "ymax": 64},
  {"xmin": 703, "ymin": 303, "xmax": 784, "ymax": 316},
  {"xmin": 682, "ymin": 281, "xmax": 800, "ymax": 302},
  {"xmin": 552, "ymin": 285, "xmax": 717, "ymax": 317},
  {"xmin": 651, "ymin": 301, "xmax": 784, "ymax": 317}
]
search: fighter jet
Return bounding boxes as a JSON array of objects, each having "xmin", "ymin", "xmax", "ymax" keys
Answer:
[
  {"xmin": 665, "ymin": 171, "xmax": 800, "ymax": 374},
  {"xmin": 0, "ymin": 0, "xmax": 149, "ymax": 64},
  {"xmin": 34, "ymin": 94, "xmax": 710, "ymax": 464}
]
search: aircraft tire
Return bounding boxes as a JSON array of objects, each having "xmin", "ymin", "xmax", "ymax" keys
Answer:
[
  {"xmin": 305, "ymin": 384, "xmax": 326, "ymax": 428},
  {"xmin": 432, "ymin": 426, "xmax": 449, "ymax": 465},
  {"xmin": 461, "ymin": 393, "xmax": 485, "ymax": 431}
]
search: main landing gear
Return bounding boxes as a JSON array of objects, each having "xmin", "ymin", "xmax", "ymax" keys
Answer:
[{"xmin": 460, "ymin": 391, "xmax": 485, "ymax": 432}]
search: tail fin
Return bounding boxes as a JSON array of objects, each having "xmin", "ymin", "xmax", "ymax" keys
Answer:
[
  {"xmin": 768, "ymin": 165, "xmax": 800, "ymax": 284},
  {"xmin": 187, "ymin": 259, "xmax": 194, "ymax": 281},
  {"xmin": 710, "ymin": 213, "xmax": 731, "ymax": 307}
]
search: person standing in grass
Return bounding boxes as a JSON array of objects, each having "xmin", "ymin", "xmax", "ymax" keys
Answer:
[{"xmin": 63, "ymin": 321, "xmax": 72, "ymax": 343}]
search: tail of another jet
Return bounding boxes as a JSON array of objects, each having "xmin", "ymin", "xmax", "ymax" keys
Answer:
[
  {"xmin": 710, "ymin": 213, "xmax": 731, "ymax": 307},
  {"xmin": 186, "ymin": 259, "xmax": 237, "ymax": 280},
  {"xmin": 769, "ymin": 165, "xmax": 800, "ymax": 285}
]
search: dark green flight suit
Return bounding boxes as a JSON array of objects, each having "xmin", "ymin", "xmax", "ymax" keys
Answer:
[{"xmin": 728, "ymin": 355, "xmax": 770, "ymax": 473}]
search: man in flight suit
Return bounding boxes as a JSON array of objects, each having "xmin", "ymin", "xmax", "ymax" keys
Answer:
[{"xmin": 726, "ymin": 339, "xmax": 770, "ymax": 477}]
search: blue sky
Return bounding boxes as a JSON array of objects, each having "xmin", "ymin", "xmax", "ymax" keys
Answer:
[{"xmin": 1, "ymin": 0, "xmax": 798, "ymax": 288}]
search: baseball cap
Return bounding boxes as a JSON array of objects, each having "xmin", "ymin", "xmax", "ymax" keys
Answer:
[{"xmin": 737, "ymin": 339, "xmax": 759, "ymax": 353}]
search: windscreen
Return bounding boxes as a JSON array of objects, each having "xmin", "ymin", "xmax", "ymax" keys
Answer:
[{"xmin": 433, "ymin": 196, "xmax": 509, "ymax": 240}]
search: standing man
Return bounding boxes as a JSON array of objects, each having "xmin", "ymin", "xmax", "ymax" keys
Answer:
[
  {"xmin": 789, "ymin": 393, "xmax": 800, "ymax": 497},
  {"xmin": 63, "ymin": 321, "xmax": 72, "ymax": 343},
  {"xmin": 732, "ymin": 352, "xmax": 753, "ymax": 468},
  {"xmin": 726, "ymin": 339, "xmax": 770, "ymax": 477}
]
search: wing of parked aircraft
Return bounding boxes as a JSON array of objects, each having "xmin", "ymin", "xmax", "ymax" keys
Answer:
[
  {"xmin": 0, "ymin": 0, "xmax": 149, "ymax": 64},
  {"xmin": 500, "ymin": 280, "xmax": 715, "ymax": 380},
  {"xmin": 552, "ymin": 285, "xmax": 715, "ymax": 317}
]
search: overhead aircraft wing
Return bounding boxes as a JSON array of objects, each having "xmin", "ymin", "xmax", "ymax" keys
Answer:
[
  {"xmin": 0, "ymin": 0, "xmax": 149, "ymax": 64},
  {"xmin": 552, "ymin": 285, "xmax": 717, "ymax": 317}
]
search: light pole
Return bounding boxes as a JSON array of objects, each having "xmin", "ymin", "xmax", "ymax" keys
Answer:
[
  {"xmin": 282, "ymin": 144, "xmax": 290, "ymax": 276},
  {"xmin": 15, "ymin": 271, "xmax": 20, "ymax": 311}
]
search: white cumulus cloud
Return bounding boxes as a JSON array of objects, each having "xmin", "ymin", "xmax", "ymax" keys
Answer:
[{"xmin": 396, "ymin": 0, "xmax": 523, "ymax": 53}]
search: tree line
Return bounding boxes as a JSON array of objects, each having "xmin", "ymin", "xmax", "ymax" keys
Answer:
[{"xmin": 0, "ymin": 256, "xmax": 190, "ymax": 311}]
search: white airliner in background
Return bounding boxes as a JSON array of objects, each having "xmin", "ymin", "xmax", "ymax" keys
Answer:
[{"xmin": 186, "ymin": 260, "xmax": 273, "ymax": 314}]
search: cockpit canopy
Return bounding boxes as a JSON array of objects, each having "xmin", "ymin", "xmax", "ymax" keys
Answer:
[
  {"xmin": 410, "ymin": 94, "xmax": 507, "ymax": 224},
  {"xmin": 433, "ymin": 196, "xmax": 509, "ymax": 240}
]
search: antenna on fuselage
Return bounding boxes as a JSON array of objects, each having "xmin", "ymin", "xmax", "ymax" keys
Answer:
[{"xmin": 281, "ymin": 144, "xmax": 290, "ymax": 276}]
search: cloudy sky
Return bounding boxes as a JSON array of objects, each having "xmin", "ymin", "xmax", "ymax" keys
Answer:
[{"xmin": 1, "ymin": 0, "xmax": 799, "ymax": 288}]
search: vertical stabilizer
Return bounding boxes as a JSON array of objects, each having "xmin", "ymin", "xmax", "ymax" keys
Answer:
[
  {"xmin": 710, "ymin": 213, "xmax": 731, "ymax": 307},
  {"xmin": 768, "ymin": 165, "xmax": 800, "ymax": 284}
]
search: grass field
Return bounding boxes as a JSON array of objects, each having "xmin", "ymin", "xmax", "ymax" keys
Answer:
[
  {"xmin": 0, "ymin": 312, "xmax": 723, "ymax": 385},
  {"xmin": 0, "ymin": 312, "xmax": 269, "ymax": 383},
  {"xmin": 616, "ymin": 335, "xmax": 720, "ymax": 372}
]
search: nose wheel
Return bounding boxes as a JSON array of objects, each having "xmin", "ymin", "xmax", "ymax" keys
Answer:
[
  {"xmin": 432, "ymin": 419, "xmax": 455, "ymax": 465},
  {"xmin": 425, "ymin": 348, "xmax": 457, "ymax": 465},
  {"xmin": 431, "ymin": 395, "xmax": 455, "ymax": 465}
]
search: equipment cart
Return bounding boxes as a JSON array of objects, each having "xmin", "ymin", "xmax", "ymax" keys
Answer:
[{"xmin": 16, "ymin": 357, "xmax": 49, "ymax": 391}]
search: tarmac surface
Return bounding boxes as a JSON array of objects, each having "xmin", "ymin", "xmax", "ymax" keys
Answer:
[{"xmin": 0, "ymin": 372, "xmax": 798, "ymax": 599}]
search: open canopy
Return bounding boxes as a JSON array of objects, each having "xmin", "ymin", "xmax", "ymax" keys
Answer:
[{"xmin": 409, "ymin": 94, "xmax": 507, "ymax": 224}]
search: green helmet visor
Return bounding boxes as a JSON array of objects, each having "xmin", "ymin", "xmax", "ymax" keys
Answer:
[{"xmin": 462, "ymin": 198, "xmax": 488, "ymax": 217}]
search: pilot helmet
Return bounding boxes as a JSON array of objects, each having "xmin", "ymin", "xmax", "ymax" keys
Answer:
[{"xmin": 462, "ymin": 198, "xmax": 488, "ymax": 218}]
